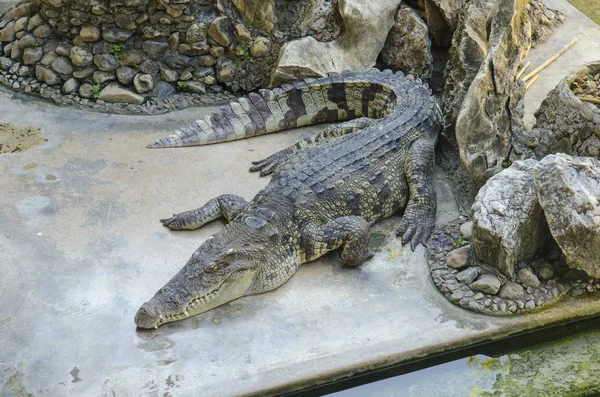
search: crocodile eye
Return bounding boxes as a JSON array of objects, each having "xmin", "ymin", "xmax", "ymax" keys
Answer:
[{"xmin": 204, "ymin": 262, "xmax": 228, "ymax": 274}]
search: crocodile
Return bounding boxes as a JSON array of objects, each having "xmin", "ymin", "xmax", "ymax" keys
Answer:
[{"xmin": 135, "ymin": 69, "xmax": 442, "ymax": 329}]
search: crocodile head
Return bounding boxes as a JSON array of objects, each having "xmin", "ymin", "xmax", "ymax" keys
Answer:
[{"xmin": 135, "ymin": 237, "xmax": 264, "ymax": 329}]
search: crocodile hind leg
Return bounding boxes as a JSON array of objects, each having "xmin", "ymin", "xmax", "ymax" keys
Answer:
[
  {"xmin": 396, "ymin": 138, "xmax": 437, "ymax": 250},
  {"xmin": 250, "ymin": 118, "xmax": 376, "ymax": 176},
  {"xmin": 160, "ymin": 194, "xmax": 248, "ymax": 230},
  {"xmin": 302, "ymin": 216, "xmax": 373, "ymax": 267}
]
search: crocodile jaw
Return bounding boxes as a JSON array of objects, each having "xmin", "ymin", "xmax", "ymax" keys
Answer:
[{"xmin": 135, "ymin": 268, "xmax": 256, "ymax": 329}]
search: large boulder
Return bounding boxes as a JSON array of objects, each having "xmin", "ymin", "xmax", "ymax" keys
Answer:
[
  {"xmin": 455, "ymin": 0, "xmax": 532, "ymax": 186},
  {"xmin": 381, "ymin": 5, "xmax": 433, "ymax": 79},
  {"xmin": 270, "ymin": 0, "xmax": 402, "ymax": 86},
  {"xmin": 515, "ymin": 61, "xmax": 600, "ymax": 160},
  {"xmin": 472, "ymin": 159, "xmax": 550, "ymax": 277},
  {"xmin": 533, "ymin": 154, "xmax": 600, "ymax": 278},
  {"xmin": 443, "ymin": 0, "xmax": 495, "ymax": 130}
]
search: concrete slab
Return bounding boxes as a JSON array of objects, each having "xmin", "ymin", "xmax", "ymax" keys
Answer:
[
  {"xmin": 523, "ymin": 0, "xmax": 600, "ymax": 128},
  {"xmin": 2, "ymin": 86, "xmax": 600, "ymax": 397}
]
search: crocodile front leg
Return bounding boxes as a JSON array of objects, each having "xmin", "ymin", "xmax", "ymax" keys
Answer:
[
  {"xmin": 250, "ymin": 118, "xmax": 375, "ymax": 176},
  {"xmin": 160, "ymin": 194, "xmax": 248, "ymax": 230},
  {"xmin": 302, "ymin": 216, "xmax": 373, "ymax": 267},
  {"xmin": 396, "ymin": 138, "xmax": 437, "ymax": 250}
]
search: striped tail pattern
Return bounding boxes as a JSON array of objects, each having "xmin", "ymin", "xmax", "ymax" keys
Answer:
[{"xmin": 147, "ymin": 69, "xmax": 415, "ymax": 149}]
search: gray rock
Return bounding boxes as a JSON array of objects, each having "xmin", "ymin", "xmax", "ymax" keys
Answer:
[
  {"xmin": 98, "ymin": 83, "xmax": 144, "ymax": 104},
  {"xmin": 22, "ymin": 47, "xmax": 43, "ymax": 65},
  {"xmin": 516, "ymin": 61, "xmax": 600, "ymax": 159},
  {"xmin": 92, "ymin": 71, "xmax": 116, "ymax": 85},
  {"xmin": 472, "ymin": 160, "xmax": 550, "ymax": 277},
  {"xmin": 27, "ymin": 14, "xmax": 44, "ymax": 32},
  {"xmin": 532, "ymin": 154, "xmax": 600, "ymax": 278},
  {"xmin": 271, "ymin": 0, "xmax": 402, "ymax": 86},
  {"xmin": 121, "ymin": 51, "xmax": 144, "ymax": 66},
  {"xmin": 138, "ymin": 60, "xmax": 159, "ymax": 76},
  {"xmin": 517, "ymin": 268, "xmax": 540, "ymax": 288},
  {"xmin": 40, "ymin": 51, "xmax": 57, "ymax": 67},
  {"xmin": 73, "ymin": 68, "xmax": 95, "ymax": 79},
  {"xmin": 62, "ymin": 77, "xmax": 80, "ymax": 94},
  {"xmin": 471, "ymin": 274, "xmax": 501, "ymax": 295},
  {"xmin": 446, "ymin": 245, "xmax": 470, "ymax": 269},
  {"xmin": 3, "ymin": 42, "xmax": 12, "ymax": 57},
  {"xmin": 180, "ymin": 80, "xmax": 206, "ymax": 94},
  {"xmin": 16, "ymin": 34, "xmax": 36, "ymax": 49},
  {"xmin": 133, "ymin": 73, "xmax": 154, "ymax": 94},
  {"xmin": 460, "ymin": 221, "xmax": 473, "ymax": 238},
  {"xmin": 70, "ymin": 46, "xmax": 93, "ymax": 67},
  {"xmin": 35, "ymin": 65, "xmax": 61, "ymax": 85},
  {"xmin": 51, "ymin": 56, "xmax": 74, "ymax": 75},
  {"xmin": 455, "ymin": 0, "xmax": 531, "ymax": 185},
  {"xmin": 164, "ymin": 53, "xmax": 194, "ymax": 69},
  {"xmin": 10, "ymin": 43, "xmax": 22, "ymax": 61},
  {"xmin": 456, "ymin": 266, "xmax": 479, "ymax": 284},
  {"xmin": 32, "ymin": 25, "xmax": 51, "ymax": 39},
  {"xmin": 217, "ymin": 63, "xmax": 234, "ymax": 83},
  {"xmin": 231, "ymin": 0, "xmax": 274, "ymax": 31},
  {"xmin": 102, "ymin": 28, "xmax": 133, "ymax": 43},
  {"xmin": 185, "ymin": 23, "xmax": 207, "ymax": 44},
  {"xmin": 250, "ymin": 37, "xmax": 270, "ymax": 58},
  {"xmin": 536, "ymin": 259, "xmax": 555, "ymax": 280},
  {"xmin": 55, "ymin": 43, "xmax": 73, "ymax": 57},
  {"xmin": 160, "ymin": 68, "xmax": 178, "ymax": 82},
  {"xmin": 78, "ymin": 83, "xmax": 93, "ymax": 98},
  {"xmin": 0, "ymin": 22, "xmax": 16, "ymax": 43},
  {"xmin": 151, "ymin": 81, "xmax": 175, "ymax": 99},
  {"xmin": 142, "ymin": 40, "xmax": 169, "ymax": 60},
  {"xmin": 443, "ymin": 0, "xmax": 494, "ymax": 129},
  {"xmin": 528, "ymin": 0, "xmax": 565, "ymax": 47},
  {"xmin": 116, "ymin": 66, "xmax": 136, "ymax": 85},
  {"xmin": 0, "ymin": 57, "xmax": 14, "ymax": 71},
  {"xmin": 93, "ymin": 54, "xmax": 118, "ymax": 72},
  {"xmin": 234, "ymin": 24, "xmax": 252, "ymax": 42},
  {"xmin": 498, "ymin": 281, "xmax": 525, "ymax": 300},
  {"xmin": 14, "ymin": 17, "xmax": 29, "ymax": 33},
  {"xmin": 208, "ymin": 16, "xmax": 234, "ymax": 47},
  {"xmin": 381, "ymin": 6, "xmax": 433, "ymax": 79}
]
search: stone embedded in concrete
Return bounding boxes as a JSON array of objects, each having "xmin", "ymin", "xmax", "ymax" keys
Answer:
[
  {"xmin": 80, "ymin": 24, "xmax": 101, "ymax": 41},
  {"xmin": 271, "ymin": 0, "xmax": 402, "ymax": 86},
  {"xmin": 55, "ymin": 43, "xmax": 72, "ymax": 57},
  {"xmin": 62, "ymin": 77, "xmax": 79, "ymax": 94},
  {"xmin": 455, "ymin": 0, "xmax": 532, "ymax": 186},
  {"xmin": 97, "ymin": 83, "xmax": 144, "ymax": 104},
  {"xmin": 186, "ymin": 23, "xmax": 207, "ymax": 44},
  {"xmin": 116, "ymin": 66, "xmax": 136, "ymax": 85},
  {"xmin": 446, "ymin": 245, "xmax": 470, "ymax": 269},
  {"xmin": 78, "ymin": 82, "xmax": 93, "ymax": 98},
  {"xmin": 73, "ymin": 67, "xmax": 95, "ymax": 79},
  {"xmin": 70, "ymin": 46, "xmax": 93, "ymax": 67},
  {"xmin": 138, "ymin": 60, "xmax": 159, "ymax": 76},
  {"xmin": 471, "ymin": 274, "xmax": 502, "ymax": 294},
  {"xmin": 121, "ymin": 51, "xmax": 144, "ymax": 66},
  {"xmin": 518, "ymin": 268, "xmax": 540, "ymax": 288},
  {"xmin": 532, "ymin": 154, "xmax": 600, "ymax": 278},
  {"xmin": 16, "ymin": 33, "xmax": 36, "ymax": 49},
  {"xmin": 208, "ymin": 16, "xmax": 234, "ymax": 47},
  {"xmin": 13, "ymin": 16, "xmax": 29, "ymax": 33},
  {"xmin": 0, "ymin": 21, "xmax": 16, "ymax": 42},
  {"xmin": 456, "ymin": 266, "xmax": 479, "ymax": 284},
  {"xmin": 250, "ymin": 37, "xmax": 269, "ymax": 58},
  {"xmin": 133, "ymin": 73, "xmax": 154, "ymax": 94},
  {"xmin": 92, "ymin": 70, "xmax": 116, "ymax": 84},
  {"xmin": 27, "ymin": 14, "xmax": 44, "ymax": 32},
  {"xmin": 0, "ymin": 56, "xmax": 14, "ymax": 70},
  {"xmin": 498, "ymin": 281, "xmax": 525, "ymax": 299},
  {"xmin": 142, "ymin": 40, "xmax": 170, "ymax": 60},
  {"xmin": 151, "ymin": 81, "xmax": 175, "ymax": 98},
  {"xmin": 22, "ymin": 46, "xmax": 43, "ymax": 65},
  {"xmin": 472, "ymin": 159, "xmax": 549, "ymax": 277},
  {"xmin": 231, "ymin": 0, "xmax": 274, "ymax": 31},
  {"xmin": 93, "ymin": 53, "xmax": 119, "ymax": 72},
  {"xmin": 51, "ymin": 56, "xmax": 74, "ymax": 75},
  {"xmin": 35, "ymin": 64, "xmax": 60, "ymax": 85},
  {"xmin": 102, "ymin": 28, "xmax": 133, "ymax": 43},
  {"xmin": 32, "ymin": 24, "xmax": 51, "ymax": 38},
  {"xmin": 40, "ymin": 50, "xmax": 57, "ymax": 66},
  {"xmin": 234, "ymin": 24, "xmax": 252, "ymax": 42},
  {"xmin": 381, "ymin": 5, "xmax": 433, "ymax": 78}
]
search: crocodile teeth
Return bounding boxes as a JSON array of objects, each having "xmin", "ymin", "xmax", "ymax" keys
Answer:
[{"xmin": 184, "ymin": 311, "xmax": 189, "ymax": 316}]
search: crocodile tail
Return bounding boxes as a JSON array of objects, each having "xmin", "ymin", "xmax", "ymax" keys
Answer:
[{"xmin": 146, "ymin": 70, "xmax": 402, "ymax": 148}]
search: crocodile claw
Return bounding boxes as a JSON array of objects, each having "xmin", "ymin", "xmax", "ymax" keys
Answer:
[
  {"xmin": 160, "ymin": 215, "xmax": 182, "ymax": 229},
  {"xmin": 395, "ymin": 205, "xmax": 435, "ymax": 250}
]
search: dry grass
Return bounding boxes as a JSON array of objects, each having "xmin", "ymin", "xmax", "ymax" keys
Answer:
[{"xmin": 568, "ymin": 0, "xmax": 600, "ymax": 26}]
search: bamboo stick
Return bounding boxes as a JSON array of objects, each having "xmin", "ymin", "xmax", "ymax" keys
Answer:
[
  {"xmin": 516, "ymin": 61, "xmax": 531, "ymax": 79},
  {"xmin": 523, "ymin": 37, "xmax": 578, "ymax": 82},
  {"xmin": 579, "ymin": 96, "xmax": 600, "ymax": 105},
  {"xmin": 525, "ymin": 74, "xmax": 539, "ymax": 91}
]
